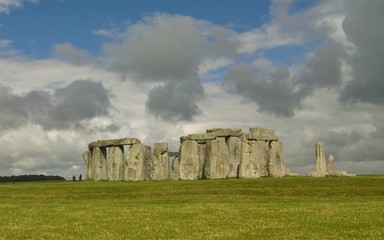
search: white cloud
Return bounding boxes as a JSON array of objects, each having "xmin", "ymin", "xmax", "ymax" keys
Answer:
[
  {"xmin": 238, "ymin": 23, "xmax": 303, "ymax": 53},
  {"xmin": 0, "ymin": 0, "xmax": 38, "ymax": 14}
]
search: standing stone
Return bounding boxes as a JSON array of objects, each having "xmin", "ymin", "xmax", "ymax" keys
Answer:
[
  {"xmin": 326, "ymin": 154, "xmax": 335, "ymax": 173},
  {"xmin": 143, "ymin": 145, "xmax": 152, "ymax": 180},
  {"xmin": 179, "ymin": 140, "xmax": 199, "ymax": 180},
  {"xmin": 257, "ymin": 140, "xmax": 269, "ymax": 177},
  {"xmin": 268, "ymin": 141, "xmax": 286, "ymax": 177},
  {"xmin": 204, "ymin": 137, "xmax": 229, "ymax": 179},
  {"xmin": 92, "ymin": 147, "xmax": 108, "ymax": 181},
  {"xmin": 82, "ymin": 150, "xmax": 93, "ymax": 180},
  {"xmin": 239, "ymin": 139, "xmax": 261, "ymax": 179},
  {"xmin": 315, "ymin": 143, "xmax": 327, "ymax": 176},
  {"xmin": 227, "ymin": 137, "xmax": 241, "ymax": 178},
  {"xmin": 125, "ymin": 143, "xmax": 145, "ymax": 181},
  {"xmin": 198, "ymin": 144, "xmax": 206, "ymax": 179},
  {"xmin": 108, "ymin": 145, "xmax": 125, "ymax": 181},
  {"xmin": 152, "ymin": 142, "xmax": 170, "ymax": 180},
  {"xmin": 170, "ymin": 157, "xmax": 180, "ymax": 180}
]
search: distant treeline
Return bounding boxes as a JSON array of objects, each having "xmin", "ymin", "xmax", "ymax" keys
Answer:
[{"xmin": 0, "ymin": 174, "xmax": 66, "ymax": 182}]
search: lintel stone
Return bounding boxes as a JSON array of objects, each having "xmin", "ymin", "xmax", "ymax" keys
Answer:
[
  {"xmin": 206, "ymin": 128, "xmax": 243, "ymax": 137},
  {"xmin": 247, "ymin": 133, "xmax": 278, "ymax": 141},
  {"xmin": 88, "ymin": 137, "xmax": 141, "ymax": 149},
  {"xmin": 187, "ymin": 133, "xmax": 216, "ymax": 141},
  {"xmin": 249, "ymin": 127, "xmax": 275, "ymax": 135}
]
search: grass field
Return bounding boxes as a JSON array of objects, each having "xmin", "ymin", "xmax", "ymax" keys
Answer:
[{"xmin": 0, "ymin": 176, "xmax": 383, "ymax": 239}]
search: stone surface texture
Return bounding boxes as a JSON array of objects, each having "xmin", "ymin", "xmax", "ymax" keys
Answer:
[
  {"xmin": 107, "ymin": 145, "xmax": 124, "ymax": 181},
  {"xmin": 152, "ymin": 142, "xmax": 170, "ymax": 180},
  {"xmin": 179, "ymin": 140, "xmax": 199, "ymax": 180}
]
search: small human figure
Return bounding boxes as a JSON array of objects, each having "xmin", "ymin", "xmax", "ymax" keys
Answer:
[
  {"xmin": 79, "ymin": 174, "xmax": 82, "ymax": 181},
  {"xmin": 72, "ymin": 175, "xmax": 76, "ymax": 181}
]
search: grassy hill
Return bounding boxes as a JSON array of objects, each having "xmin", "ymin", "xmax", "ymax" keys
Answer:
[{"xmin": 1, "ymin": 176, "xmax": 383, "ymax": 239}]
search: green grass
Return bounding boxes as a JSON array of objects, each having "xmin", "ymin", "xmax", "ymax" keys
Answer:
[{"xmin": 1, "ymin": 176, "xmax": 384, "ymax": 239}]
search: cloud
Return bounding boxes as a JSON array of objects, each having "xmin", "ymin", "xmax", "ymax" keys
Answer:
[
  {"xmin": 53, "ymin": 43, "xmax": 93, "ymax": 65},
  {"xmin": 0, "ymin": 0, "xmax": 38, "ymax": 14},
  {"xmin": 223, "ymin": 63, "xmax": 301, "ymax": 117},
  {"xmin": 146, "ymin": 80, "xmax": 204, "ymax": 122},
  {"xmin": 223, "ymin": 0, "xmax": 349, "ymax": 117},
  {"xmin": 0, "ymin": 79, "xmax": 114, "ymax": 131},
  {"xmin": 101, "ymin": 13, "xmax": 238, "ymax": 121},
  {"xmin": 340, "ymin": 0, "xmax": 384, "ymax": 104}
]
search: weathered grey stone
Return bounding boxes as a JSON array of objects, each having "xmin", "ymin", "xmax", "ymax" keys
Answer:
[
  {"xmin": 179, "ymin": 140, "xmax": 199, "ymax": 180},
  {"xmin": 84, "ymin": 126, "xmax": 287, "ymax": 181},
  {"xmin": 239, "ymin": 139, "xmax": 261, "ymax": 178},
  {"xmin": 257, "ymin": 140, "xmax": 269, "ymax": 177},
  {"xmin": 170, "ymin": 157, "xmax": 180, "ymax": 180},
  {"xmin": 227, "ymin": 137, "xmax": 241, "ymax": 178},
  {"xmin": 204, "ymin": 137, "xmax": 229, "ymax": 179},
  {"xmin": 82, "ymin": 150, "xmax": 93, "ymax": 180},
  {"xmin": 198, "ymin": 144, "xmax": 206, "ymax": 179},
  {"xmin": 92, "ymin": 147, "xmax": 108, "ymax": 181},
  {"xmin": 315, "ymin": 142, "xmax": 327, "ymax": 177},
  {"xmin": 88, "ymin": 138, "xmax": 141, "ymax": 149},
  {"xmin": 143, "ymin": 145, "xmax": 152, "ymax": 180},
  {"xmin": 249, "ymin": 127, "xmax": 275, "ymax": 135},
  {"xmin": 107, "ymin": 145, "xmax": 125, "ymax": 181},
  {"xmin": 268, "ymin": 141, "xmax": 286, "ymax": 177},
  {"xmin": 247, "ymin": 133, "xmax": 278, "ymax": 141},
  {"xmin": 125, "ymin": 143, "xmax": 145, "ymax": 181},
  {"xmin": 206, "ymin": 128, "xmax": 243, "ymax": 137},
  {"xmin": 152, "ymin": 142, "xmax": 170, "ymax": 180},
  {"xmin": 326, "ymin": 154, "xmax": 335, "ymax": 173},
  {"xmin": 188, "ymin": 133, "xmax": 216, "ymax": 141}
]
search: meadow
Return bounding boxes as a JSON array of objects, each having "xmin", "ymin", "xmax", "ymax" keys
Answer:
[{"xmin": 0, "ymin": 176, "xmax": 383, "ymax": 239}]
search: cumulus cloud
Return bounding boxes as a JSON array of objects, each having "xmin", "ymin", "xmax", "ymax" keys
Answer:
[
  {"xmin": 223, "ymin": 0, "xmax": 349, "ymax": 117},
  {"xmin": 101, "ymin": 13, "xmax": 238, "ymax": 121},
  {"xmin": 340, "ymin": 0, "xmax": 384, "ymax": 104},
  {"xmin": 0, "ymin": 79, "xmax": 114, "ymax": 131}
]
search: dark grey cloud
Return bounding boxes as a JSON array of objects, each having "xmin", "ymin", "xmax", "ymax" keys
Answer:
[
  {"xmin": 146, "ymin": 80, "xmax": 204, "ymax": 122},
  {"xmin": 0, "ymin": 84, "xmax": 28, "ymax": 129},
  {"xmin": 340, "ymin": 0, "xmax": 384, "ymax": 104},
  {"xmin": 0, "ymin": 80, "xmax": 114, "ymax": 131},
  {"xmin": 297, "ymin": 46, "xmax": 343, "ymax": 94}
]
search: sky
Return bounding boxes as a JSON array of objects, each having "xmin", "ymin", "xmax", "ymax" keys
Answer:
[{"xmin": 0, "ymin": 0, "xmax": 383, "ymax": 179}]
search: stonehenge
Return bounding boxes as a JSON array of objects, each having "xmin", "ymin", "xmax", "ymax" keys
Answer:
[{"xmin": 82, "ymin": 127, "xmax": 286, "ymax": 181}]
